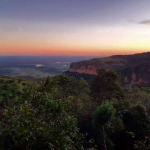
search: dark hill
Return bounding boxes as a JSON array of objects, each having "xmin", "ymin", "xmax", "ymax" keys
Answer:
[{"xmin": 65, "ymin": 52, "xmax": 150, "ymax": 85}]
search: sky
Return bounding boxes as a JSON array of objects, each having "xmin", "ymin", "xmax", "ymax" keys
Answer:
[{"xmin": 0, "ymin": 0, "xmax": 150, "ymax": 56}]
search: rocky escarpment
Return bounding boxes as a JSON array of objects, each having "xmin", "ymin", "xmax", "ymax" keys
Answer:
[
  {"xmin": 67, "ymin": 52, "xmax": 150, "ymax": 85},
  {"xmin": 132, "ymin": 62, "xmax": 150, "ymax": 84}
]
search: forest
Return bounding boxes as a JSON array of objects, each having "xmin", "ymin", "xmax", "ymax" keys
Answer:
[{"xmin": 0, "ymin": 68, "xmax": 150, "ymax": 150}]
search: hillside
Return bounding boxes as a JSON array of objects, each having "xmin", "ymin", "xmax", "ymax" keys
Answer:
[
  {"xmin": 0, "ymin": 73, "xmax": 150, "ymax": 149},
  {"xmin": 66, "ymin": 52, "xmax": 150, "ymax": 85}
]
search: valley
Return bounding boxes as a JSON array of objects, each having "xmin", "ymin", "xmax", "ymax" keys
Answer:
[{"xmin": 0, "ymin": 56, "xmax": 96, "ymax": 79}]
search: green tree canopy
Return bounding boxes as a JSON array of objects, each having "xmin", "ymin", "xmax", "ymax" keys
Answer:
[
  {"xmin": 0, "ymin": 93, "xmax": 84, "ymax": 149},
  {"xmin": 90, "ymin": 68, "xmax": 124, "ymax": 104},
  {"xmin": 93, "ymin": 101, "xmax": 116, "ymax": 150}
]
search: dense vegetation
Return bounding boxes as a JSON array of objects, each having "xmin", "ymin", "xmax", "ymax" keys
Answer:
[{"xmin": 0, "ymin": 69, "xmax": 150, "ymax": 149}]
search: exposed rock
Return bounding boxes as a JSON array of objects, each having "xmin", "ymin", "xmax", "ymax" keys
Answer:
[
  {"xmin": 69, "ymin": 65, "xmax": 97, "ymax": 75},
  {"xmin": 66, "ymin": 52, "xmax": 150, "ymax": 85}
]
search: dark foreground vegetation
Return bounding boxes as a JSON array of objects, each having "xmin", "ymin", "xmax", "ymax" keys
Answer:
[{"xmin": 0, "ymin": 69, "xmax": 150, "ymax": 149}]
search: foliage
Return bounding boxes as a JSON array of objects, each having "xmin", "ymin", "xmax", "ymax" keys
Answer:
[
  {"xmin": 90, "ymin": 68, "xmax": 124, "ymax": 104},
  {"xmin": 0, "ymin": 77, "xmax": 32, "ymax": 108},
  {"xmin": 0, "ymin": 93, "xmax": 85, "ymax": 150},
  {"xmin": 93, "ymin": 101, "xmax": 116, "ymax": 126},
  {"xmin": 38, "ymin": 75, "xmax": 91, "ymax": 119},
  {"xmin": 123, "ymin": 103, "xmax": 150, "ymax": 137},
  {"xmin": 93, "ymin": 101, "xmax": 116, "ymax": 150},
  {"xmin": 0, "ymin": 71, "xmax": 150, "ymax": 149},
  {"xmin": 134, "ymin": 136, "xmax": 150, "ymax": 150}
]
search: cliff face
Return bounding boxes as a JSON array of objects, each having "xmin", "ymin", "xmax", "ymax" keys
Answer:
[
  {"xmin": 67, "ymin": 52, "xmax": 150, "ymax": 85},
  {"xmin": 131, "ymin": 62, "xmax": 150, "ymax": 84},
  {"xmin": 69, "ymin": 65, "xmax": 97, "ymax": 75}
]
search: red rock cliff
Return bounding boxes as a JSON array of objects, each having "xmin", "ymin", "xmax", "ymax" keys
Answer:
[{"xmin": 67, "ymin": 52, "xmax": 150, "ymax": 85}]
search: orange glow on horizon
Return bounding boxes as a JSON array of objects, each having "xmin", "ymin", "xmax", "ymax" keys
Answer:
[
  {"xmin": 0, "ymin": 46, "xmax": 148, "ymax": 56},
  {"xmin": 1, "ymin": 37, "xmax": 150, "ymax": 56}
]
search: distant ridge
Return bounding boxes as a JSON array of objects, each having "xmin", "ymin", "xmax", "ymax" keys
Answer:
[{"xmin": 65, "ymin": 52, "xmax": 150, "ymax": 85}]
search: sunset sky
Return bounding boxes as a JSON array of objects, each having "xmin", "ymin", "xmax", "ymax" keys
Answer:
[{"xmin": 1, "ymin": 0, "xmax": 150, "ymax": 56}]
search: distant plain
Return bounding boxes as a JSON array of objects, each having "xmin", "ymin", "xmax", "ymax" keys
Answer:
[{"xmin": 0, "ymin": 56, "xmax": 101, "ymax": 79}]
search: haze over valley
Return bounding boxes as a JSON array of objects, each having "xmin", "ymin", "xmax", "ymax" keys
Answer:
[{"xmin": 0, "ymin": 56, "xmax": 99, "ymax": 79}]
